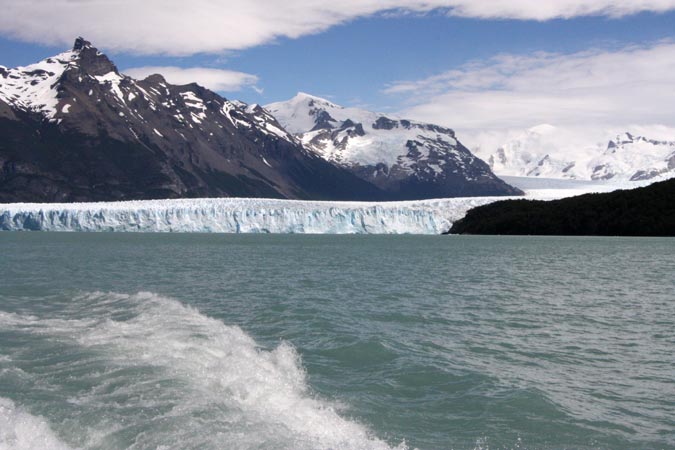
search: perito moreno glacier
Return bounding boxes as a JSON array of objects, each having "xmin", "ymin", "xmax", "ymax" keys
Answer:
[
  {"xmin": 0, "ymin": 197, "xmax": 509, "ymax": 234},
  {"xmin": 0, "ymin": 177, "xmax": 630, "ymax": 234}
]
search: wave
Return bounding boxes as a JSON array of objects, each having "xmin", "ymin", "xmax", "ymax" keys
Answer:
[
  {"xmin": 0, "ymin": 398, "xmax": 74, "ymax": 450},
  {"xmin": 0, "ymin": 292, "xmax": 406, "ymax": 450}
]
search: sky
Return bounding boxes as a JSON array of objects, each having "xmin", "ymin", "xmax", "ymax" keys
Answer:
[{"xmin": 1, "ymin": 1, "xmax": 675, "ymax": 148}]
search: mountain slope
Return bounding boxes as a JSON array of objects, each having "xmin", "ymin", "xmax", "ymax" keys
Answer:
[
  {"xmin": 265, "ymin": 93, "xmax": 522, "ymax": 199},
  {"xmin": 0, "ymin": 38, "xmax": 385, "ymax": 202},
  {"xmin": 478, "ymin": 126, "xmax": 675, "ymax": 182}
]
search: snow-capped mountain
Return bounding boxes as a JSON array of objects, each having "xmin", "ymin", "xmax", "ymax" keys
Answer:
[
  {"xmin": 590, "ymin": 133, "xmax": 675, "ymax": 181},
  {"xmin": 0, "ymin": 38, "xmax": 383, "ymax": 202},
  {"xmin": 265, "ymin": 93, "xmax": 522, "ymax": 199},
  {"xmin": 477, "ymin": 125, "xmax": 675, "ymax": 182}
]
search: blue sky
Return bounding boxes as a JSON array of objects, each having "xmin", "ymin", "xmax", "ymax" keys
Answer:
[
  {"xmin": 1, "ymin": 1, "xmax": 675, "ymax": 137},
  {"xmin": 0, "ymin": 9, "xmax": 673, "ymax": 107}
]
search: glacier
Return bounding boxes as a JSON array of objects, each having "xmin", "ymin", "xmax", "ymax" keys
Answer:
[
  {"xmin": 0, "ymin": 177, "xmax": 635, "ymax": 234},
  {"xmin": 0, "ymin": 197, "xmax": 514, "ymax": 234}
]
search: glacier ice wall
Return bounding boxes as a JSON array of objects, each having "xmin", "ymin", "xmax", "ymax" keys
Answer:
[{"xmin": 0, "ymin": 197, "xmax": 507, "ymax": 234}]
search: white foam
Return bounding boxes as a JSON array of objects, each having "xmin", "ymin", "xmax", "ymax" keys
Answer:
[
  {"xmin": 0, "ymin": 398, "xmax": 73, "ymax": 450},
  {"xmin": 0, "ymin": 292, "xmax": 407, "ymax": 450}
]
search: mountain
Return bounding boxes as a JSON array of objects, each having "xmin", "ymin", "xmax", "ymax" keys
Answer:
[
  {"xmin": 590, "ymin": 133, "xmax": 675, "ymax": 181},
  {"xmin": 0, "ymin": 38, "xmax": 385, "ymax": 202},
  {"xmin": 265, "ymin": 93, "xmax": 522, "ymax": 199},
  {"xmin": 448, "ymin": 178, "xmax": 675, "ymax": 236},
  {"xmin": 477, "ymin": 126, "xmax": 675, "ymax": 182}
]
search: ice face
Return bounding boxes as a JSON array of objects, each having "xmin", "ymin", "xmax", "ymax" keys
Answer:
[{"xmin": 0, "ymin": 197, "xmax": 507, "ymax": 234}]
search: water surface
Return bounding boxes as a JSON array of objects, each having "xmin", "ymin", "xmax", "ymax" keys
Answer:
[{"xmin": 1, "ymin": 234, "xmax": 674, "ymax": 449}]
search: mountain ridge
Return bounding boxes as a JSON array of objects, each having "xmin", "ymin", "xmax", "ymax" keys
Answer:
[
  {"xmin": 477, "ymin": 126, "xmax": 675, "ymax": 182},
  {"xmin": 265, "ymin": 93, "xmax": 523, "ymax": 200},
  {"xmin": 0, "ymin": 39, "xmax": 520, "ymax": 203},
  {"xmin": 0, "ymin": 39, "xmax": 387, "ymax": 202}
]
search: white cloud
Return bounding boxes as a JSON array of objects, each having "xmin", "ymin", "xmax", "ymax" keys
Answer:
[
  {"xmin": 123, "ymin": 67, "xmax": 259, "ymax": 92},
  {"xmin": 465, "ymin": 124, "xmax": 675, "ymax": 166},
  {"xmin": 386, "ymin": 42, "xmax": 675, "ymax": 133},
  {"xmin": 441, "ymin": 0, "xmax": 675, "ymax": 20},
  {"xmin": 1, "ymin": 1, "xmax": 675, "ymax": 55}
]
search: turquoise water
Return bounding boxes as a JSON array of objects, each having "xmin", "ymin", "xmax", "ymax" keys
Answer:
[{"xmin": 1, "ymin": 233, "xmax": 674, "ymax": 449}]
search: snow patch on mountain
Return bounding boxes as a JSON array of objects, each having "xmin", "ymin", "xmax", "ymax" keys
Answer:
[
  {"xmin": 267, "ymin": 92, "xmax": 340, "ymax": 134},
  {"xmin": 245, "ymin": 104, "xmax": 294, "ymax": 141},
  {"xmin": 0, "ymin": 50, "xmax": 78, "ymax": 119}
]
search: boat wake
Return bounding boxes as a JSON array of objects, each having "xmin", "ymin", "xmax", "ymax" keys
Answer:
[
  {"xmin": 0, "ymin": 398, "xmax": 72, "ymax": 450},
  {"xmin": 0, "ymin": 292, "xmax": 406, "ymax": 450}
]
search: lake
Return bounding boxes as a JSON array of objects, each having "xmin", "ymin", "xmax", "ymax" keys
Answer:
[{"xmin": 1, "ymin": 233, "xmax": 673, "ymax": 449}]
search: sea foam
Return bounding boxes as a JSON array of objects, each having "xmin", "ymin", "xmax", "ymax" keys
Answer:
[
  {"xmin": 0, "ymin": 398, "xmax": 73, "ymax": 450},
  {"xmin": 0, "ymin": 292, "xmax": 407, "ymax": 450}
]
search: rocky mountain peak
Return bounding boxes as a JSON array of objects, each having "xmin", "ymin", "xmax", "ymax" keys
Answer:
[
  {"xmin": 72, "ymin": 37, "xmax": 92, "ymax": 51},
  {"xmin": 310, "ymin": 110, "xmax": 338, "ymax": 131},
  {"xmin": 69, "ymin": 38, "xmax": 119, "ymax": 77},
  {"xmin": 294, "ymin": 92, "xmax": 340, "ymax": 107},
  {"xmin": 142, "ymin": 73, "xmax": 166, "ymax": 84}
]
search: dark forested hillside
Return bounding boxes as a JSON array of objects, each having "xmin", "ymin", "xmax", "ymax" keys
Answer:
[{"xmin": 449, "ymin": 179, "xmax": 675, "ymax": 236}]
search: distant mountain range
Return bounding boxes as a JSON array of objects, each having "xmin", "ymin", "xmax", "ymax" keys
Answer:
[
  {"xmin": 266, "ymin": 93, "xmax": 521, "ymax": 199},
  {"xmin": 477, "ymin": 125, "xmax": 675, "ymax": 182},
  {"xmin": 0, "ymin": 38, "xmax": 520, "ymax": 203}
]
